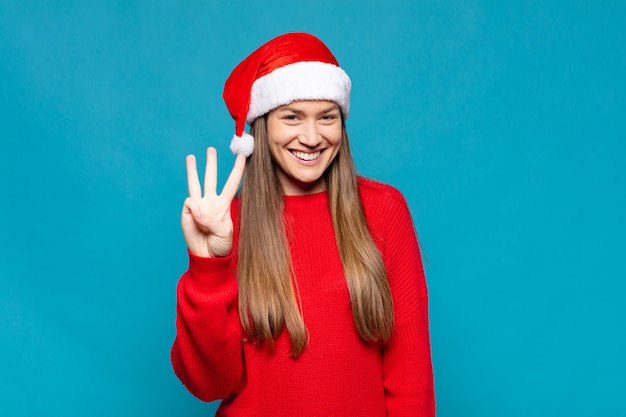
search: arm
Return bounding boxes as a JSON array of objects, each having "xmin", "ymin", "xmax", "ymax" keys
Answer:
[
  {"xmin": 170, "ymin": 252, "xmax": 243, "ymax": 401},
  {"xmin": 379, "ymin": 192, "xmax": 435, "ymax": 416},
  {"xmin": 171, "ymin": 147, "xmax": 246, "ymax": 401}
]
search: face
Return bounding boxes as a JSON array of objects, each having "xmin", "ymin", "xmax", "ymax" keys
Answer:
[{"xmin": 266, "ymin": 100, "xmax": 343, "ymax": 196}]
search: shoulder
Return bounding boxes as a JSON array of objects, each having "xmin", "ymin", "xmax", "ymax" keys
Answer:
[
  {"xmin": 357, "ymin": 177, "xmax": 419, "ymax": 261},
  {"xmin": 357, "ymin": 177, "xmax": 415, "ymax": 234},
  {"xmin": 357, "ymin": 177, "xmax": 409, "ymax": 211}
]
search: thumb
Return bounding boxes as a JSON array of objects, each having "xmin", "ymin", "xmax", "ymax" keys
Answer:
[{"xmin": 183, "ymin": 198, "xmax": 203, "ymax": 221}]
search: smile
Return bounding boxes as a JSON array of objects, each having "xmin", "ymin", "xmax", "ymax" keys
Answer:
[{"xmin": 291, "ymin": 150, "xmax": 321, "ymax": 161}]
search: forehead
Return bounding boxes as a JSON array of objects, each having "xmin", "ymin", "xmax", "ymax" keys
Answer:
[{"xmin": 274, "ymin": 100, "xmax": 340, "ymax": 112}]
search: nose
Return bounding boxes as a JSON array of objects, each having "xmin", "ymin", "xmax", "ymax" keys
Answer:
[{"xmin": 298, "ymin": 121, "xmax": 322, "ymax": 148}]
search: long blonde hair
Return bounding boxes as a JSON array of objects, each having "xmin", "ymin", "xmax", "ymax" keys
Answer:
[{"xmin": 238, "ymin": 116, "xmax": 394, "ymax": 357}]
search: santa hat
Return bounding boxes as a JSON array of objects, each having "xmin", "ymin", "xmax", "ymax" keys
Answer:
[{"xmin": 223, "ymin": 32, "xmax": 352, "ymax": 157}]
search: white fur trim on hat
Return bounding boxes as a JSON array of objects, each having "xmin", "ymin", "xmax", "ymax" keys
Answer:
[
  {"xmin": 246, "ymin": 61, "xmax": 351, "ymax": 123},
  {"xmin": 230, "ymin": 132, "xmax": 254, "ymax": 157}
]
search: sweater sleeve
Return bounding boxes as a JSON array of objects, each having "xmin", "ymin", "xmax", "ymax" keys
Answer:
[
  {"xmin": 170, "ymin": 251, "xmax": 244, "ymax": 402},
  {"xmin": 378, "ymin": 191, "xmax": 436, "ymax": 416}
]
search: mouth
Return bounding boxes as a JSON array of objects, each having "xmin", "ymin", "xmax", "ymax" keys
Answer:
[{"xmin": 290, "ymin": 150, "xmax": 322, "ymax": 161}]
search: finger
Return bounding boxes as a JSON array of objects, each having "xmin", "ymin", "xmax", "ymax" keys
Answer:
[
  {"xmin": 183, "ymin": 197, "xmax": 204, "ymax": 223},
  {"xmin": 186, "ymin": 154, "xmax": 202, "ymax": 199},
  {"xmin": 204, "ymin": 147, "xmax": 218, "ymax": 196},
  {"xmin": 220, "ymin": 153, "xmax": 246, "ymax": 201}
]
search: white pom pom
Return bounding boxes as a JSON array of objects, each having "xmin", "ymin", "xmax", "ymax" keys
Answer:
[{"xmin": 229, "ymin": 133, "xmax": 254, "ymax": 157}]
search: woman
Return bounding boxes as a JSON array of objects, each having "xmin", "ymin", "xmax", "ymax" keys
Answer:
[{"xmin": 171, "ymin": 32, "xmax": 435, "ymax": 416}]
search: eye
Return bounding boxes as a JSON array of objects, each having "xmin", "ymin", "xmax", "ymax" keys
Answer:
[
  {"xmin": 281, "ymin": 114, "xmax": 300, "ymax": 123},
  {"xmin": 320, "ymin": 113, "xmax": 340, "ymax": 123}
]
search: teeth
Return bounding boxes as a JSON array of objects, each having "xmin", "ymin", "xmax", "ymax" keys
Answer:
[{"xmin": 291, "ymin": 150, "xmax": 320, "ymax": 161}]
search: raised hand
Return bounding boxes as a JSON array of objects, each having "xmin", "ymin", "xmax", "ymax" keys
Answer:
[{"xmin": 182, "ymin": 147, "xmax": 246, "ymax": 257}]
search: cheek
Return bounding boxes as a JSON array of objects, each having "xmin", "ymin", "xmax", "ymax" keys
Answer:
[
  {"xmin": 267, "ymin": 122, "xmax": 294, "ymax": 147},
  {"xmin": 266, "ymin": 117, "xmax": 282, "ymax": 142},
  {"xmin": 328, "ymin": 127, "xmax": 343, "ymax": 146},
  {"xmin": 267, "ymin": 139, "xmax": 284, "ymax": 165}
]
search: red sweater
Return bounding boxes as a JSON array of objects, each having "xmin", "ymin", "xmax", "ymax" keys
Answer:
[{"xmin": 171, "ymin": 178, "xmax": 435, "ymax": 416}]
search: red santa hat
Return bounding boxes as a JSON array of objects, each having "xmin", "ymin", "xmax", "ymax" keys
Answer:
[{"xmin": 223, "ymin": 32, "xmax": 352, "ymax": 157}]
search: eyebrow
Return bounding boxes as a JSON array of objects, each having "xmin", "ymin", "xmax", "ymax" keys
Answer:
[{"xmin": 278, "ymin": 104, "xmax": 340, "ymax": 115}]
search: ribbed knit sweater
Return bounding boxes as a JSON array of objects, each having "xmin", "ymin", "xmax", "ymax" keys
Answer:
[{"xmin": 171, "ymin": 178, "xmax": 435, "ymax": 416}]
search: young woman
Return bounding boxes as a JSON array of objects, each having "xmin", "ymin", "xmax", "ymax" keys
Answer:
[{"xmin": 171, "ymin": 32, "xmax": 435, "ymax": 416}]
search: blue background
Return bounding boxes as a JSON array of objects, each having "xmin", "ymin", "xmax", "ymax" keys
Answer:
[{"xmin": 1, "ymin": 1, "xmax": 624, "ymax": 416}]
